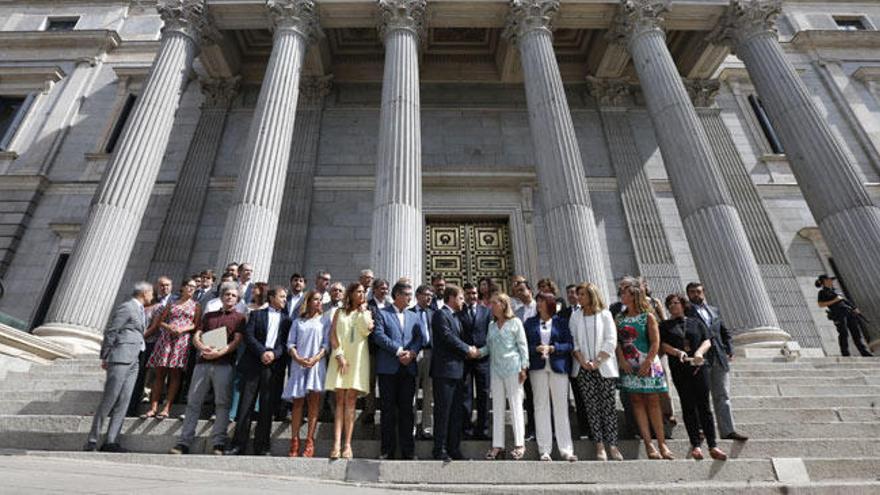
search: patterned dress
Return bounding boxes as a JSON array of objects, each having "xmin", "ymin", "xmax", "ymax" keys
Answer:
[
  {"xmin": 147, "ymin": 298, "xmax": 198, "ymax": 369},
  {"xmin": 617, "ymin": 312, "xmax": 668, "ymax": 394}
]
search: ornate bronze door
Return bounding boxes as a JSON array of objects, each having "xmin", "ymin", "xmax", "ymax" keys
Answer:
[{"xmin": 425, "ymin": 220, "xmax": 513, "ymax": 294}]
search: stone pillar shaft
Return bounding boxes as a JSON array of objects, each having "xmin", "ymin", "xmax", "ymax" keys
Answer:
[
  {"xmin": 507, "ymin": 0, "xmax": 608, "ymax": 288},
  {"xmin": 369, "ymin": 0, "xmax": 425, "ymax": 286},
  {"xmin": 729, "ymin": 23, "xmax": 880, "ymax": 348},
  {"xmin": 149, "ymin": 78, "xmax": 238, "ymax": 283},
  {"xmin": 616, "ymin": 0, "xmax": 782, "ymax": 338},
  {"xmin": 34, "ymin": 2, "xmax": 204, "ymax": 353},
  {"xmin": 215, "ymin": 0, "xmax": 317, "ymax": 282}
]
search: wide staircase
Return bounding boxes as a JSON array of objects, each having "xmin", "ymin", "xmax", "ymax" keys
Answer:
[{"xmin": 1, "ymin": 356, "xmax": 879, "ymax": 493}]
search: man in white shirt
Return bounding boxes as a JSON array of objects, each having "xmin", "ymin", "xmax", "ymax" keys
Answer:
[
  {"xmin": 510, "ymin": 275, "xmax": 527, "ymax": 312},
  {"xmin": 286, "ymin": 273, "xmax": 306, "ymax": 320},
  {"xmin": 429, "ymin": 274, "xmax": 446, "ymax": 311},
  {"xmin": 314, "ymin": 270, "xmax": 332, "ymax": 305},
  {"xmin": 203, "ymin": 273, "xmax": 247, "ymax": 314},
  {"xmin": 515, "ymin": 281, "xmax": 537, "ymax": 322},
  {"xmin": 226, "ymin": 286, "xmax": 291, "ymax": 456},
  {"xmin": 238, "ymin": 263, "xmax": 255, "ymax": 304},
  {"xmin": 410, "ymin": 285, "xmax": 435, "ymax": 439}
]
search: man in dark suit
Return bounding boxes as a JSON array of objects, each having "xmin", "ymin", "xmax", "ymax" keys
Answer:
[
  {"xmin": 372, "ymin": 281, "xmax": 424, "ymax": 459},
  {"xmin": 686, "ymin": 281, "xmax": 747, "ymax": 442},
  {"xmin": 431, "ymin": 285, "xmax": 478, "ymax": 461},
  {"xmin": 429, "ymin": 273, "xmax": 446, "ymax": 311},
  {"xmin": 411, "ymin": 285, "xmax": 435, "ymax": 439},
  {"xmin": 557, "ymin": 284, "xmax": 579, "ymax": 321},
  {"xmin": 226, "ymin": 286, "xmax": 291, "ymax": 455},
  {"xmin": 362, "ymin": 278, "xmax": 391, "ymax": 427},
  {"xmin": 86, "ymin": 282, "xmax": 153, "ymax": 452},
  {"xmin": 457, "ymin": 282, "xmax": 491, "ymax": 440}
]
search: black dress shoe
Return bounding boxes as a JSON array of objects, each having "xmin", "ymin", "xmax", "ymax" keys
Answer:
[
  {"xmin": 450, "ymin": 451, "xmax": 467, "ymax": 461},
  {"xmin": 723, "ymin": 432, "xmax": 749, "ymax": 441},
  {"xmin": 378, "ymin": 453, "xmax": 392, "ymax": 460},
  {"xmin": 82, "ymin": 442, "xmax": 97, "ymax": 452},
  {"xmin": 99, "ymin": 443, "xmax": 128, "ymax": 453},
  {"xmin": 224, "ymin": 446, "xmax": 244, "ymax": 456},
  {"xmin": 433, "ymin": 452, "xmax": 452, "ymax": 462},
  {"xmin": 418, "ymin": 431, "xmax": 433, "ymax": 440},
  {"xmin": 211, "ymin": 445, "xmax": 225, "ymax": 455},
  {"xmin": 169, "ymin": 444, "xmax": 189, "ymax": 455}
]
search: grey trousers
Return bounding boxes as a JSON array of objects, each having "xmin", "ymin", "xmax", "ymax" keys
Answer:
[
  {"xmin": 709, "ymin": 364, "xmax": 735, "ymax": 437},
  {"xmin": 178, "ymin": 361, "xmax": 233, "ymax": 449},
  {"xmin": 417, "ymin": 349, "xmax": 433, "ymax": 431},
  {"xmin": 88, "ymin": 361, "xmax": 138, "ymax": 445}
]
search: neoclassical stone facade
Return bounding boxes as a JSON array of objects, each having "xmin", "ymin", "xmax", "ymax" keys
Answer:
[{"xmin": 0, "ymin": 0, "xmax": 879, "ymax": 355}]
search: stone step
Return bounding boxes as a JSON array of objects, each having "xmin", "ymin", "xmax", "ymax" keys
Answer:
[
  {"xmin": 17, "ymin": 451, "xmax": 880, "ymax": 494},
  {"xmin": 730, "ymin": 408, "xmax": 880, "ymax": 423},
  {"xmin": 3, "ymin": 415, "xmax": 880, "ymax": 444},
  {"xmin": 731, "ymin": 369, "xmax": 880, "ymax": 378},
  {"xmin": 804, "ymin": 458, "xmax": 880, "ymax": 481}
]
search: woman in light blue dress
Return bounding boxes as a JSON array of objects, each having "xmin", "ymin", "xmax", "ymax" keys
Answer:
[
  {"xmin": 283, "ymin": 291, "xmax": 329, "ymax": 457},
  {"xmin": 478, "ymin": 293, "xmax": 529, "ymax": 461}
]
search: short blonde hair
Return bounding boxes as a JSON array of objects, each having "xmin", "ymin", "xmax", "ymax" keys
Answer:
[
  {"xmin": 577, "ymin": 283, "xmax": 606, "ymax": 314},
  {"xmin": 490, "ymin": 293, "xmax": 516, "ymax": 320}
]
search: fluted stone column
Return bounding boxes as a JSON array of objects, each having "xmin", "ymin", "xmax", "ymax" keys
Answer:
[
  {"xmin": 369, "ymin": 0, "xmax": 425, "ymax": 286},
  {"xmin": 712, "ymin": 0, "xmax": 880, "ymax": 350},
  {"xmin": 270, "ymin": 76, "xmax": 332, "ymax": 285},
  {"xmin": 687, "ymin": 79, "xmax": 822, "ymax": 348},
  {"xmin": 215, "ymin": 0, "xmax": 319, "ymax": 282},
  {"xmin": 148, "ymin": 77, "xmax": 239, "ymax": 283},
  {"xmin": 33, "ymin": 0, "xmax": 209, "ymax": 354},
  {"xmin": 589, "ymin": 78, "xmax": 682, "ymax": 299},
  {"xmin": 611, "ymin": 0, "xmax": 784, "ymax": 342},
  {"xmin": 505, "ymin": 0, "xmax": 608, "ymax": 288}
]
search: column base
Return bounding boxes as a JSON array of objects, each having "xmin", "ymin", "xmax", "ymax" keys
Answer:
[
  {"xmin": 31, "ymin": 323, "xmax": 102, "ymax": 356},
  {"xmin": 731, "ymin": 326, "xmax": 792, "ymax": 348}
]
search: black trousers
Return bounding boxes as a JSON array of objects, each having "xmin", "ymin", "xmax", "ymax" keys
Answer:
[
  {"xmin": 432, "ymin": 376, "xmax": 465, "ymax": 458},
  {"xmin": 835, "ymin": 314, "xmax": 873, "ymax": 357},
  {"xmin": 232, "ymin": 366, "xmax": 281, "ymax": 454},
  {"xmin": 126, "ymin": 341, "xmax": 155, "ymax": 416},
  {"xmin": 670, "ymin": 364, "xmax": 716, "ymax": 449},
  {"xmin": 460, "ymin": 361, "xmax": 490, "ymax": 437},
  {"xmin": 570, "ymin": 375, "xmax": 591, "ymax": 438},
  {"xmin": 379, "ymin": 370, "xmax": 417, "ymax": 458}
]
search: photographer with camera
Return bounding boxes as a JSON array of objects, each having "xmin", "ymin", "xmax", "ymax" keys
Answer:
[{"xmin": 816, "ymin": 274, "xmax": 873, "ymax": 357}]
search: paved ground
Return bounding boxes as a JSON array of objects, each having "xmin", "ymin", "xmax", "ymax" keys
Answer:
[{"xmin": 0, "ymin": 454, "xmax": 429, "ymax": 494}]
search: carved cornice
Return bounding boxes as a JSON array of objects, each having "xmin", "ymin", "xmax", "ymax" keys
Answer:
[
  {"xmin": 267, "ymin": 0, "xmax": 321, "ymax": 42},
  {"xmin": 607, "ymin": 0, "xmax": 669, "ymax": 46},
  {"xmin": 378, "ymin": 0, "xmax": 428, "ymax": 41},
  {"xmin": 708, "ymin": 0, "xmax": 781, "ymax": 51},
  {"xmin": 157, "ymin": 0, "xmax": 214, "ymax": 45},
  {"xmin": 684, "ymin": 78, "xmax": 720, "ymax": 108},
  {"xmin": 586, "ymin": 76, "xmax": 634, "ymax": 107},
  {"xmin": 200, "ymin": 76, "xmax": 241, "ymax": 108},
  {"xmin": 502, "ymin": 0, "xmax": 560, "ymax": 45}
]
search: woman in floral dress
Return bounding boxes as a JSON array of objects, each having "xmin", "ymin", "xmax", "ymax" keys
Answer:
[
  {"xmin": 616, "ymin": 283, "xmax": 672, "ymax": 460},
  {"xmin": 143, "ymin": 277, "xmax": 201, "ymax": 419}
]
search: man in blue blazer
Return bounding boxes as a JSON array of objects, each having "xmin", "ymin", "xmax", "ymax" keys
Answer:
[
  {"xmin": 430, "ymin": 285, "xmax": 477, "ymax": 461},
  {"xmin": 372, "ymin": 281, "xmax": 424, "ymax": 459},
  {"xmin": 457, "ymin": 282, "xmax": 491, "ymax": 440},
  {"xmin": 226, "ymin": 287, "xmax": 291, "ymax": 456}
]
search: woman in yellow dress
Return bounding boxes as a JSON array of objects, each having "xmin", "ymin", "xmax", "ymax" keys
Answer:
[{"xmin": 325, "ymin": 282, "xmax": 374, "ymax": 459}]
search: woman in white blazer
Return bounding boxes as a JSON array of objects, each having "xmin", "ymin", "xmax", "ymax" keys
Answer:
[{"xmin": 569, "ymin": 282, "xmax": 622, "ymax": 461}]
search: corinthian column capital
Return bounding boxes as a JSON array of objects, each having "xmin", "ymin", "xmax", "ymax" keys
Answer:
[
  {"xmin": 683, "ymin": 78, "xmax": 721, "ymax": 108},
  {"xmin": 378, "ymin": 0, "xmax": 428, "ymax": 41},
  {"xmin": 201, "ymin": 76, "xmax": 241, "ymax": 108},
  {"xmin": 708, "ymin": 0, "xmax": 782, "ymax": 50},
  {"xmin": 158, "ymin": 0, "xmax": 212, "ymax": 44},
  {"xmin": 503, "ymin": 0, "xmax": 560, "ymax": 44},
  {"xmin": 267, "ymin": 0, "xmax": 321, "ymax": 41},
  {"xmin": 607, "ymin": 0, "xmax": 669, "ymax": 46},
  {"xmin": 586, "ymin": 76, "xmax": 634, "ymax": 107}
]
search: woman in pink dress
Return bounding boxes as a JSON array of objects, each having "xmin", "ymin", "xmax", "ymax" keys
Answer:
[{"xmin": 143, "ymin": 277, "xmax": 201, "ymax": 419}]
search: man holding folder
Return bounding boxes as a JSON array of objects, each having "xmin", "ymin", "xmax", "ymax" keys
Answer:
[{"xmin": 170, "ymin": 282, "xmax": 245, "ymax": 454}]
